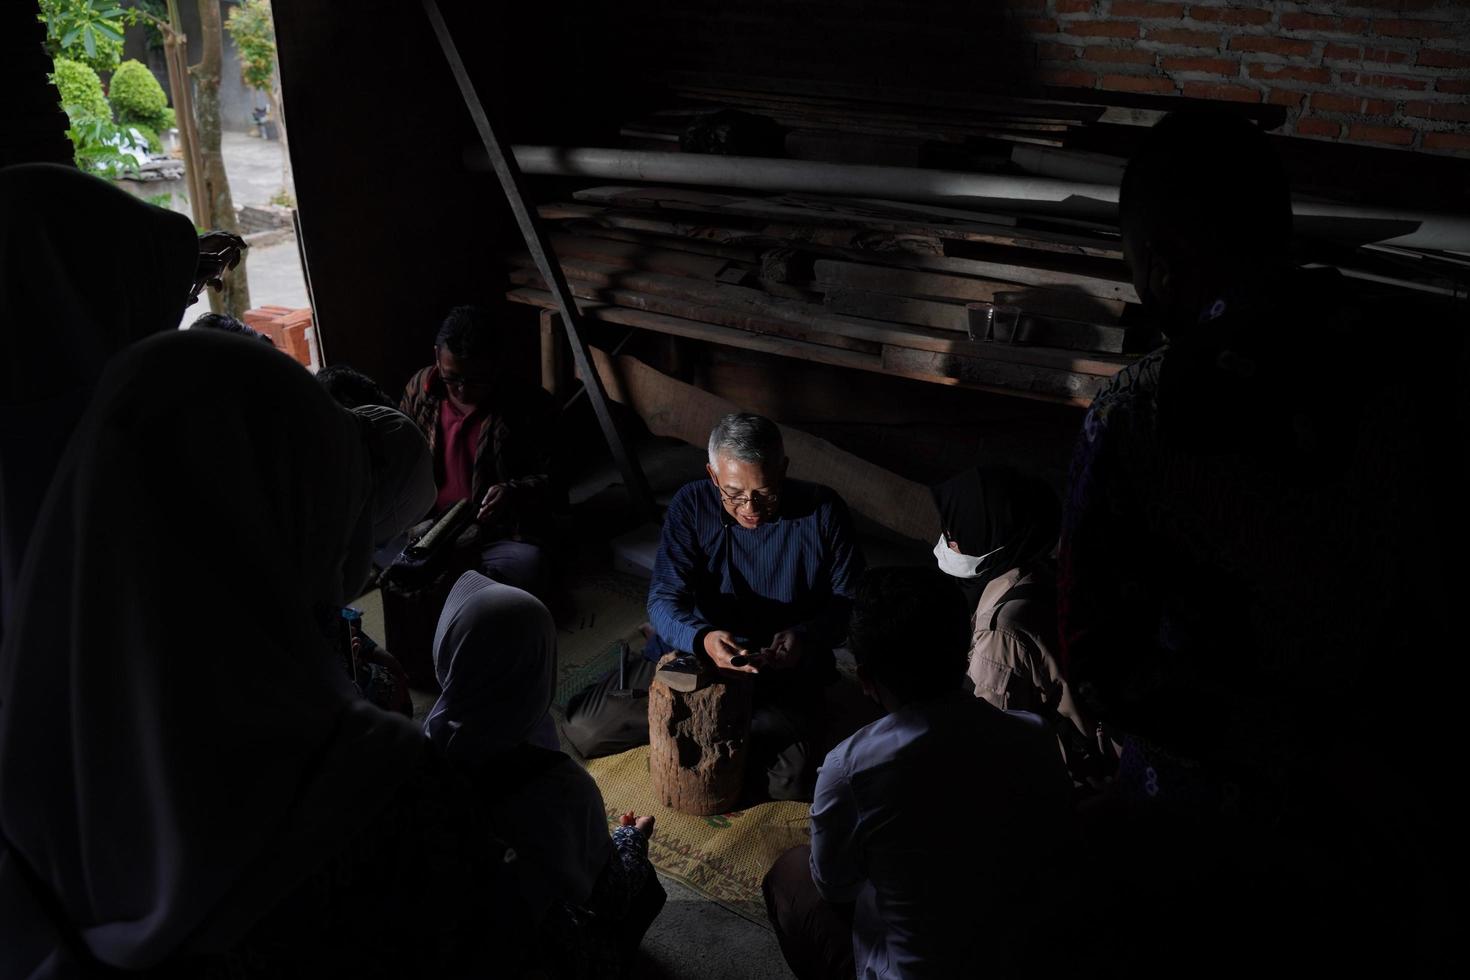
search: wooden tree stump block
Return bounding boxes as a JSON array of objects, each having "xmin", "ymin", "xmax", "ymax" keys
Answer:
[{"xmin": 648, "ymin": 653, "xmax": 754, "ymax": 815}]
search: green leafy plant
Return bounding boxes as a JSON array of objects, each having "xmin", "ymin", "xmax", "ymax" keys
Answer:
[
  {"xmin": 63, "ymin": 107, "xmax": 143, "ymax": 177},
  {"xmin": 110, "ymin": 59, "xmax": 174, "ymax": 135},
  {"xmin": 225, "ymin": 0, "xmax": 277, "ymax": 92},
  {"xmin": 50, "ymin": 57, "xmax": 135, "ymax": 171},
  {"xmin": 38, "ymin": 0, "xmax": 128, "ymax": 74},
  {"xmin": 122, "ymin": 122, "xmax": 162, "ymax": 154},
  {"xmin": 269, "ymin": 189, "xmax": 295, "ymax": 208},
  {"xmin": 49, "ymin": 57, "xmax": 111, "ymax": 123}
]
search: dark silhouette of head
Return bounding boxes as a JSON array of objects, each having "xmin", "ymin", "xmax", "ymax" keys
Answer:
[
  {"xmin": 315, "ymin": 364, "xmax": 395, "ymax": 411},
  {"xmin": 433, "ymin": 305, "xmax": 506, "ymax": 411},
  {"xmin": 1119, "ymin": 110, "xmax": 1293, "ymax": 337},
  {"xmin": 850, "ymin": 566, "xmax": 971, "ymax": 708},
  {"xmin": 190, "ymin": 312, "xmax": 274, "ymax": 346}
]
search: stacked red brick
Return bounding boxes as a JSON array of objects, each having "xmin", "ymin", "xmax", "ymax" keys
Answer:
[
  {"xmin": 242, "ymin": 306, "xmax": 316, "ymax": 368},
  {"xmin": 1022, "ymin": 0, "xmax": 1470, "ymax": 155}
]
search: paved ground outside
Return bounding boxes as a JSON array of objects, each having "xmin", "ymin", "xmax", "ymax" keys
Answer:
[{"xmin": 180, "ymin": 131, "xmax": 308, "ymax": 330}]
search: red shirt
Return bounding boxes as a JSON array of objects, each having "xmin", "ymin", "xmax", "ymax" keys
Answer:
[{"xmin": 435, "ymin": 399, "xmax": 482, "ymax": 513}]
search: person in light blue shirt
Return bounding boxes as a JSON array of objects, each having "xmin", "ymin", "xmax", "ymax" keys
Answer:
[{"xmin": 764, "ymin": 566, "xmax": 1073, "ymax": 980}]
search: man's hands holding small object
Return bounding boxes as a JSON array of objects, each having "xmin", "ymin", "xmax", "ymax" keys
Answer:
[
  {"xmin": 704, "ymin": 629, "xmax": 761, "ymax": 674},
  {"xmin": 703, "ymin": 628, "xmax": 804, "ymax": 673},
  {"xmin": 761, "ymin": 628, "xmax": 804, "ymax": 671}
]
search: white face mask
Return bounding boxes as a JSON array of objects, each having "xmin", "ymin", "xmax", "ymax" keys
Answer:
[{"xmin": 933, "ymin": 534, "xmax": 1005, "ymax": 579}]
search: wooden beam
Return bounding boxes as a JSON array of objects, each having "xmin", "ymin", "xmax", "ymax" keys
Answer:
[
  {"xmin": 538, "ymin": 308, "xmax": 564, "ymax": 396},
  {"xmin": 823, "ymin": 287, "xmax": 1128, "ymax": 354},
  {"xmin": 583, "ymin": 348, "xmax": 942, "ymax": 544},
  {"xmin": 507, "ymin": 287, "xmax": 1107, "ymax": 407},
  {"xmin": 826, "ymin": 286, "xmax": 968, "ymax": 331},
  {"xmin": 543, "ymin": 206, "xmax": 1137, "ymax": 301},
  {"xmin": 508, "ymin": 287, "xmax": 880, "ymax": 372},
  {"xmin": 571, "ymin": 186, "xmax": 1124, "ymax": 259},
  {"xmin": 506, "ymin": 262, "xmax": 1132, "ymax": 375},
  {"xmin": 506, "ymin": 265, "xmax": 881, "ymax": 354},
  {"xmin": 882, "ymin": 346, "xmax": 1107, "ymax": 403},
  {"xmin": 546, "ymin": 232, "xmax": 747, "ymax": 281},
  {"xmin": 560, "ymin": 221, "xmax": 765, "ymax": 264},
  {"xmin": 812, "ymin": 259, "xmax": 1128, "ymax": 321}
]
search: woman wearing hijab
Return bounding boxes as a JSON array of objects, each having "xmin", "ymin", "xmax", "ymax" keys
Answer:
[
  {"xmin": 0, "ymin": 163, "xmax": 202, "ymax": 645},
  {"xmin": 427, "ymin": 571, "xmax": 666, "ymax": 978},
  {"xmin": 930, "ymin": 465, "xmax": 1111, "ymax": 786},
  {"xmin": 0, "ymin": 331, "xmax": 521, "ymax": 978}
]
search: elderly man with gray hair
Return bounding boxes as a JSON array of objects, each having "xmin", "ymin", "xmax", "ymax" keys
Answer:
[{"xmin": 565, "ymin": 412, "xmax": 864, "ymax": 801}]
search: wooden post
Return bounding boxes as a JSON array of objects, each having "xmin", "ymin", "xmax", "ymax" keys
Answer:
[
  {"xmin": 539, "ymin": 308, "xmax": 565, "ymax": 397},
  {"xmin": 162, "ymin": 2, "xmax": 207, "ymax": 228},
  {"xmin": 647, "ymin": 654, "xmax": 754, "ymax": 815}
]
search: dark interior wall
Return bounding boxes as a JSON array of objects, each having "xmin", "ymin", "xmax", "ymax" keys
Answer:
[
  {"xmin": 626, "ymin": 337, "xmax": 1086, "ymax": 491},
  {"xmin": 275, "ymin": 0, "xmax": 502, "ymax": 390},
  {"xmin": 274, "ymin": 0, "xmax": 648, "ymax": 392},
  {"xmin": 579, "ymin": 0, "xmax": 1040, "ymax": 93},
  {"xmin": 271, "ymin": 0, "xmax": 1089, "ymax": 486}
]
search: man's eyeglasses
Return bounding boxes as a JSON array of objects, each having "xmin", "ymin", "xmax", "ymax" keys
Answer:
[
  {"xmin": 718, "ymin": 487, "xmax": 780, "ymax": 509},
  {"xmin": 440, "ymin": 373, "xmax": 493, "ymax": 390}
]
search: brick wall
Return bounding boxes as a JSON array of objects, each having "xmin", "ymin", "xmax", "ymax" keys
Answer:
[
  {"xmin": 583, "ymin": 1, "xmax": 1467, "ymax": 158},
  {"xmin": 1024, "ymin": 0, "xmax": 1470, "ymax": 156}
]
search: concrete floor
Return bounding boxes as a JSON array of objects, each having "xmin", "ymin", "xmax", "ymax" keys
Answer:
[
  {"xmin": 635, "ymin": 877, "xmax": 792, "ymax": 980},
  {"xmin": 223, "ymin": 131, "xmax": 310, "ymax": 314},
  {"xmin": 220, "ymin": 127, "xmax": 294, "ymax": 210}
]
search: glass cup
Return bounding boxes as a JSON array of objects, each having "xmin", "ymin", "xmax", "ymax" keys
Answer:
[{"xmin": 966, "ymin": 302, "xmax": 1022, "ymax": 343}]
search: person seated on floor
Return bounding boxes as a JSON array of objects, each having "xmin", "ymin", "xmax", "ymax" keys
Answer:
[
  {"xmin": 339, "ymin": 403, "xmax": 438, "ymax": 715},
  {"xmin": 317, "ymin": 362, "xmax": 396, "ymax": 410},
  {"xmin": 763, "ymin": 566, "xmax": 1074, "ymax": 980},
  {"xmin": 930, "ymin": 464, "xmax": 1111, "ymax": 787},
  {"xmin": 190, "ymin": 310, "xmax": 275, "ymax": 345},
  {"xmin": 565, "ymin": 412, "xmax": 865, "ymax": 803},
  {"xmin": 1056, "ymin": 109, "xmax": 1459, "ymax": 975},
  {"xmin": 426, "ymin": 570, "xmax": 667, "ymax": 975},
  {"xmin": 399, "ymin": 303, "xmax": 562, "ymax": 602},
  {"xmin": 0, "ymin": 331, "xmax": 526, "ymax": 977}
]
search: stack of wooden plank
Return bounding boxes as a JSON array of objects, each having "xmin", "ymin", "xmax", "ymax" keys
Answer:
[
  {"xmin": 625, "ymin": 87, "xmax": 1099, "ymax": 151},
  {"xmin": 616, "ymin": 76, "xmax": 1123, "ymax": 169},
  {"xmin": 513, "ymin": 75, "xmax": 1464, "ymax": 389},
  {"xmin": 504, "ymin": 184, "xmax": 1146, "ymax": 406}
]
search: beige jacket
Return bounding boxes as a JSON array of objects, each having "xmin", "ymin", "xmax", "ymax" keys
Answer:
[{"xmin": 968, "ymin": 564, "xmax": 1109, "ymax": 781}]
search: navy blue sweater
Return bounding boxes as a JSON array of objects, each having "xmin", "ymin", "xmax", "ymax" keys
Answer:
[{"xmin": 646, "ymin": 479, "xmax": 864, "ymax": 659}]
